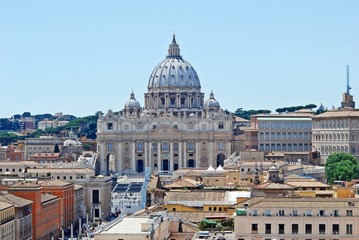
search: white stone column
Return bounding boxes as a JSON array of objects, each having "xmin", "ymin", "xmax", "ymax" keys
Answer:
[
  {"xmin": 132, "ymin": 142, "xmax": 136, "ymax": 172},
  {"xmin": 144, "ymin": 141, "xmax": 148, "ymax": 168},
  {"xmin": 178, "ymin": 141, "xmax": 182, "ymax": 169},
  {"xmin": 157, "ymin": 142, "xmax": 161, "ymax": 171},
  {"xmin": 116, "ymin": 142, "xmax": 122, "ymax": 173},
  {"xmin": 148, "ymin": 142, "xmax": 152, "ymax": 170},
  {"xmin": 196, "ymin": 141, "xmax": 200, "ymax": 167},
  {"xmin": 183, "ymin": 141, "xmax": 187, "ymax": 167},
  {"xmin": 170, "ymin": 142, "xmax": 174, "ymax": 172}
]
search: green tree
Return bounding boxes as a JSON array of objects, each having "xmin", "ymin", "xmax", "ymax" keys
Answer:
[{"xmin": 325, "ymin": 153, "xmax": 359, "ymax": 184}]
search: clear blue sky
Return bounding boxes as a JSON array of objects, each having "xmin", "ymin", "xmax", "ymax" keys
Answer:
[{"xmin": 1, "ymin": 1, "xmax": 358, "ymax": 118}]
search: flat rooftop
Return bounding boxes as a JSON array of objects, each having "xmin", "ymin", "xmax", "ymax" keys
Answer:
[{"xmin": 102, "ymin": 217, "xmax": 152, "ymax": 235}]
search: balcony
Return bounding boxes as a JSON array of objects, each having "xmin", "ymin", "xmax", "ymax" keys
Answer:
[{"xmin": 333, "ymin": 231, "xmax": 340, "ymax": 235}]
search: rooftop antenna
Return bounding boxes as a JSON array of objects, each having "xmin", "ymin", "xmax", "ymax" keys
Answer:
[{"xmin": 347, "ymin": 65, "xmax": 351, "ymax": 95}]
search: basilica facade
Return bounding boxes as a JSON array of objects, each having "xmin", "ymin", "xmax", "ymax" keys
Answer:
[{"xmin": 96, "ymin": 36, "xmax": 240, "ymax": 175}]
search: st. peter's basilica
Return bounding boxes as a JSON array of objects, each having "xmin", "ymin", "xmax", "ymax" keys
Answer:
[{"xmin": 96, "ymin": 36, "xmax": 241, "ymax": 175}]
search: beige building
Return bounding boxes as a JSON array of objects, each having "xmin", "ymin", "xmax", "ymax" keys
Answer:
[
  {"xmin": 247, "ymin": 110, "xmax": 314, "ymax": 153},
  {"xmin": 312, "ymin": 83, "xmax": 358, "ymax": 164},
  {"xmin": 23, "ymin": 136, "xmax": 63, "ymax": 160},
  {"xmin": 0, "ymin": 194, "xmax": 32, "ymax": 240},
  {"xmin": 97, "ymin": 35, "xmax": 240, "ymax": 175},
  {"xmin": 234, "ymin": 197, "xmax": 359, "ymax": 240},
  {"xmin": 0, "ymin": 201, "xmax": 16, "ymax": 240}
]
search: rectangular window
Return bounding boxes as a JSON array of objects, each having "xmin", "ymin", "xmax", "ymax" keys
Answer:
[
  {"xmin": 319, "ymin": 224, "xmax": 326, "ymax": 234},
  {"xmin": 332, "ymin": 224, "xmax": 339, "ymax": 235},
  {"xmin": 305, "ymin": 210, "xmax": 312, "ymax": 216},
  {"xmin": 292, "ymin": 224, "xmax": 298, "ymax": 234},
  {"xmin": 319, "ymin": 210, "xmax": 325, "ymax": 216},
  {"xmin": 346, "ymin": 210, "xmax": 353, "ymax": 216},
  {"xmin": 278, "ymin": 224, "xmax": 284, "ymax": 234},
  {"xmin": 305, "ymin": 224, "xmax": 312, "ymax": 234},
  {"xmin": 251, "ymin": 223, "xmax": 258, "ymax": 234},
  {"xmin": 278, "ymin": 210, "xmax": 285, "ymax": 216},
  {"xmin": 218, "ymin": 142, "xmax": 225, "ymax": 151},
  {"xmin": 252, "ymin": 210, "xmax": 258, "ymax": 216},
  {"xmin": 173, "ymin": 143, "xmax": 178, "ymax": 151},
  {"xmin": 265, "ymin": 224, "xmax": 271, "ymax": 234},
  {"xmin": 346, "ymin": 224, "xmax": 353, "ymax": 235},
  {"xmin": 137, "ymin": 142, "xmax": 143, "ymax": 152},
  {"xmin": 92, "ymin": 190, "xmax": 100, "ymax": 204},
  {"xmin": 162, "ymin": 142, "xmax": 169, "ymax": 152},
  {"xmin": 264, "ymin": 210, "xmax": 271, "ymax": 216},
  {"xmin": 124, "ymin": 125, "xmax": 129, "ymax": 130},
  {"xmin": 107, "ymin": 123, "xmax": 113, "ymax": 130},
  {"xmin": 107, "ymin": 143, "xmax": 113, "ymax": 152},
  {"xmin": 292, "ymin": 210, "xmax": 299, "ymax": 216},
  {"xmin": 188, "ymin": 142, "xmax": 195, "ymax": 152},
  {"xmin": 218, "ymin": 122, "xmax": 224, "ymax": 129}
]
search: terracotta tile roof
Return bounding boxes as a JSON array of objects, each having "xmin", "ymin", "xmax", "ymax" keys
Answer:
[
  {"xmin": 9, "ymin": 181, "xmax": 41, "ymax": 189},
  {"xmin": 249, "ymin": 197, "xmax": 359, "ymax": 208},
  {"xmin": 254, "ymin": 183, "xmax": 293, "ymax": 190},
  {"xmin": 165, "ymin": 191, "xmax": 226, "ymax": 202},
  {"xmin": 0, "ymin": 193, "xmax": 33, "ymax": 207},
  {"xmin": 312, "ymin": 109, "xmax": 359, "ymax": 118},
  {"xmin": 164, "ymin": 178, "xmax": 200, "ymax": 189},
  {"xmin": 39, "ymin": 179, "xmax": 73, "ymax": 187}
]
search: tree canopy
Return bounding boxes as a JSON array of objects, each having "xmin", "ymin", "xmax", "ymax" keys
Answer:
[
  {"xmin": 325, "ymin": 153, "xmax": 359, "ymax": 184},
  {"xmin": 234, "ymin": 108, "xmax": 271, "ymax": 120}
]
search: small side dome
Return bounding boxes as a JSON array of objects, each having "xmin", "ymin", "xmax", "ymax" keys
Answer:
[
  {"xmin": 63, "ymin": 139, "xmax": 82, "ymax": 147},
  {"xmin": 124, "ymin": 92, "xmax": 141, "ymax": 110},
  {"xmin": 204, "ymin": 91, "xmax": 220, "ymax": 110}
]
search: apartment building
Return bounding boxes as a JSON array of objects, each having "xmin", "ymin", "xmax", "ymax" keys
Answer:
[{"xmin": 234, "ymin": 197, "xmax": 359, "ymax": 240}]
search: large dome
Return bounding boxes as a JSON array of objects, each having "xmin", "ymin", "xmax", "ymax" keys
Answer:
[{"xmin": 147, "ymin": 35, "xmax": 201, "ymax": 92}]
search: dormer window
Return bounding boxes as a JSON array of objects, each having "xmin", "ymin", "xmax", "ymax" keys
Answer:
[{"xmin": 107, "ymin": 123, "xmax": 113, "ymax": 130}]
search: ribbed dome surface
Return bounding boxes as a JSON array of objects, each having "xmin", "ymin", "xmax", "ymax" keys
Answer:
[{"xmin": 147, "ymin": 35, "xmax": 201, "ymax": 91}]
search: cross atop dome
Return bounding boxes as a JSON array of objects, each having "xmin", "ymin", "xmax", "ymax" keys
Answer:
[{"xmin": 167, "ymin": 34, "xmax": 181, "ymax": 59}]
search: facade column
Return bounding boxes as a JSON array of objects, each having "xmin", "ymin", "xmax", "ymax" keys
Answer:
[
  {"xmin": 209, "ymin": 141, "xmax": 215, "ymax": 167},
  {"xmin": 144, "ymin": 141, "xmax": 148, "ymax": 168},
  {"xmin": 132, "ymin": 142, "xmax": 136, "ymax": 172},
  {"xmin": 116, "ymin": 142, "xmax": 122, "ymax": 173},
  {"xmin": 188, "ymin": 94, "xmax": 192, "ymax": 108},
  {"xmin": 148, "ymin": 141, "xmax": 152, "ymax": 170},
  {"xmin": 157, "ymin": 142, "xmax": 161, "ymax": 171},
  {"xmin": 196, "ymin": 141, "xmax": 200, "ymax": 167},
  {"xmin": 226, "ymin": 141, "xmax": 231, "ymax": 157},
  {"xmin": 178, "ymin": 141, "xmax": 182, "ymax": 169},
  {"xmin": 183, "ymin": 141, "xmax": 187, "ymax": 167},
  {"xmin": 170, "ymin": 142, "xmax": 174, "ymax": 172},
  {"xmin": 176, "ymin": 94, "xmax": 180, "ymax": 108},
  {"xmin": 100, "ymin": 142, "xmax": 106, "ymax": 175}
]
